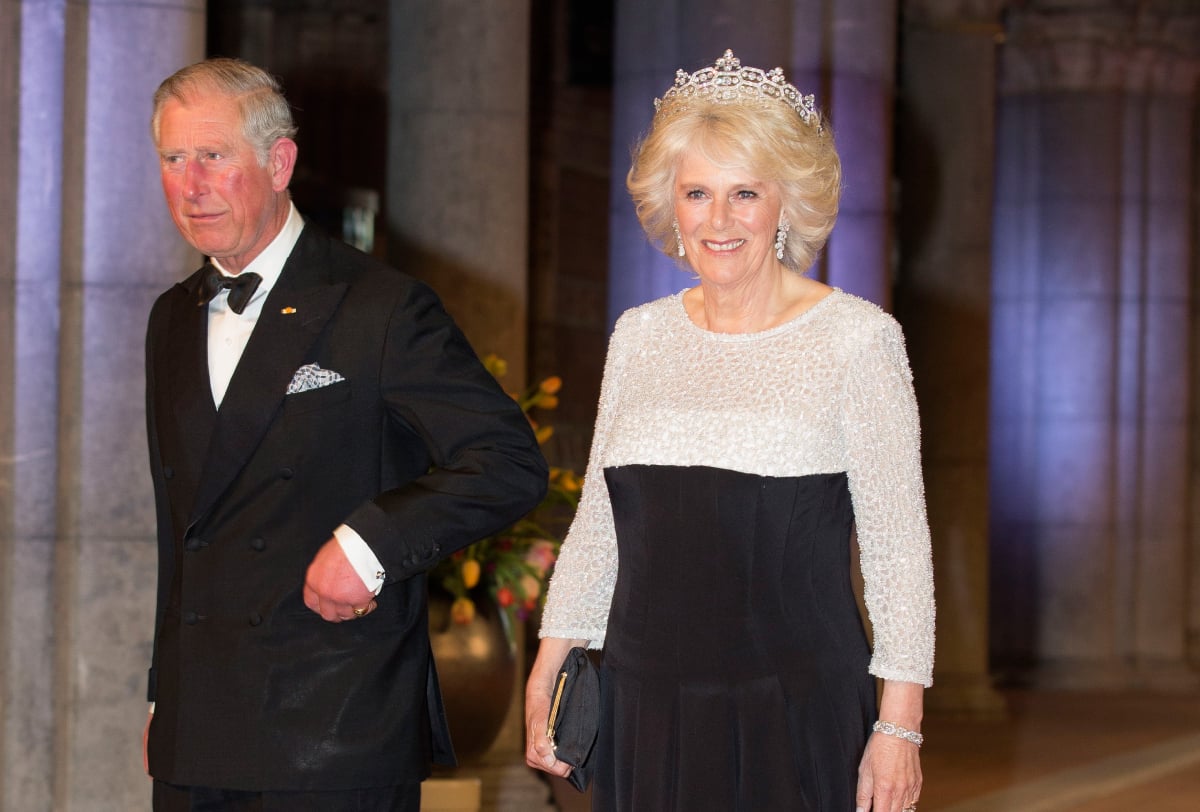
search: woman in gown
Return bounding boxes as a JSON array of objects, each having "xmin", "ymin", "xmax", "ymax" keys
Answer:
[{"xmin": 525, "ymin": 50, "xmax": 934, "ymax": 812}]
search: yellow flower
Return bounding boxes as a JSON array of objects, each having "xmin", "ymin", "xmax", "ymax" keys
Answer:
[
  {"xmin": 482, "ymin": 353, "xmax": 508, "ymax": 379},
  {"xmin": 535, "ymin": 425, "xmax": 554, "ymax": 444},
  {"xmin": 558, "ymin": 469, "xmax": 582, "ymax": 493},
  {"xmin": 540, "ymin": 376, "xmax": 563, "ymax": 395},
  {"xmin": 539, "ymin": 394, "xmax": 560, "ymax": 409},
  {"xmin": 461, "ymin": 559, "xmax": 481, "ymax": 589}
]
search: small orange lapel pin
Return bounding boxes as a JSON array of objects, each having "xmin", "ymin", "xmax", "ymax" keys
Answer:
[{"xmin": 281, "ymin": 307, "xmax": 297, "ymax": 315}]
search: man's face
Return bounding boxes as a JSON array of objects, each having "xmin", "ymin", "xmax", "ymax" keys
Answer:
[{"xmin": 156, "ymin": 91, "xmax": 295, "ymax": 274}]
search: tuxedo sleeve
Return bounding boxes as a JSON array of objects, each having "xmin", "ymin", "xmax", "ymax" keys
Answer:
[
  {"xmin": 341, "ymin": 280, "xmax": 548, "ymax": 582},
  {"xmin": 143, "ymin": 294, "xmax": 172, "ymax": 702}
]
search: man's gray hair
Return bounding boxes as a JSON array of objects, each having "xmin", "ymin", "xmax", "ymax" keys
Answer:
[{"xmin": 151, "ymin": 57, "xmax": 297, "ymax": 165}]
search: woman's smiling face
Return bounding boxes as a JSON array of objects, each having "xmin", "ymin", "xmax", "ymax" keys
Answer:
[{"xmin": 673, "ymin": 149, "xmax": 783, "ymax": 290}]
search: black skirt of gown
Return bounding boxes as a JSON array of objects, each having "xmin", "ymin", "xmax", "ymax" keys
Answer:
[{"xmin": 592, "ymin": 465, "xmax": 876, "ymax": 812}]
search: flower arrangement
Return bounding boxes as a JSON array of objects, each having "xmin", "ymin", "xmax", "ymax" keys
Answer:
[{"xmin": 431, "ymin": 354, "xmax": 581, "ymax": 639}]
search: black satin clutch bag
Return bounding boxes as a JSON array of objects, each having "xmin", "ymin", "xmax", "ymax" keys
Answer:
[{"xmin": 546, "ymin": 646, "xmax": 600, "ymax": 792}]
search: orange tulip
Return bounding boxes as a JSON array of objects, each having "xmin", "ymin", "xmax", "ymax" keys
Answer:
[{"xmin": 450, "ymin": 596, "xmax": 476, "ymax": 624}]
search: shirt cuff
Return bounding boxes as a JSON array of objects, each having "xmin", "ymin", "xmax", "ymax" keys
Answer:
[{"xmin": 333, "ymin": 524, "xmax": 386, "ymax": 595}]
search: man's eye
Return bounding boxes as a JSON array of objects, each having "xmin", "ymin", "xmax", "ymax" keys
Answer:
[
  {"xmin": 161, "ymin": 155, "xmax": 184, "ymax": 166},
  {"xmin": 204, "ymin": 152, "xmax": 223, "ymax": 161}
]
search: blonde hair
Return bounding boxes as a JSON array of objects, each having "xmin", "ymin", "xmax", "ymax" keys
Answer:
[
  {"xmin": 626, "ymin": 97, "xmax": 841, "ymax": 273},
  {"xmin": 151, "ymin": 58, "xmax": 297, "ymax": 166}
]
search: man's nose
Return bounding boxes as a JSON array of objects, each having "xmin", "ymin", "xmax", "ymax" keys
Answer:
[{"xmin": 182, "ymin": 160, "xmax": 206, "ymax": 199}]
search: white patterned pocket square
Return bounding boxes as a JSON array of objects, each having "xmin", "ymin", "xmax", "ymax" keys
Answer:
[{"xmin": 286, "ymin": 363, "xmax": 346, "ymax": 395}]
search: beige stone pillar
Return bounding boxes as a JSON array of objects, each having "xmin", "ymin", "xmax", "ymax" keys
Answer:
[
  {"xmin": 0, "ymin": 1, "xmax": 204, "ymax": 809},
  {"xmin": 387, "ymin": 0, "xmax": 531, "ymax": 383},
  {"xmin": 609, "ymin": 0, "xmax": 897, "ymax": 321},
  {"xmin": 991, "ymin": 2, "xmax": 1200, "ymax": 690},
  {"xmin": 895, "ymin": 0, "xmax": 1007, "ymax": 718},
  {"xmin": 385, "ymin": 12, "xmax": 554, "ymax": 812}
]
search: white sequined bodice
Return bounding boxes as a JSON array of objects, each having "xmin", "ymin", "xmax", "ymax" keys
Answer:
[{"xmin": 540, "ymin": 289, "xmax": 935, "ymax": 686}]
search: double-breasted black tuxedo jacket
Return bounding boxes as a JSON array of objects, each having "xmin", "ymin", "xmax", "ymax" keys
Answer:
[{"xmin": 144, "ymin": 225, "xmax": 547, "ymax": 791}]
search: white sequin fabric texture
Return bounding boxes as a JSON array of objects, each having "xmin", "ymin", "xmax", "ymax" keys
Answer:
[{"xmin": 541, "ymin": 289, "xmax": 936, "ymax": 686}]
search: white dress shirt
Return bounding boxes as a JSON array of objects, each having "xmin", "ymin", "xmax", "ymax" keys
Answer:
[{"xmin": 207, "ymin": 203, "xmax": 384, "ymax": 595}]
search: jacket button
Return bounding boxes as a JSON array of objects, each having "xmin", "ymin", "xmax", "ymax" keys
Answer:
[
  {"xmin": 183, "ymin": 611, "xmax": 199, "ymax": 625},
  {"xmin": 279, "ymin": 467, "xmax": 294, "ymax": 480},
  {"xmin": 248, "ymin": 613, "xmax": 263, "ymax": 626},
  {"xmin": 184, "ymin": 537, "xmax": 203, "ymax": 552},
  {"xmin": 163, "ymin": 466, "xmax": 174, "ymax": 480},
  {"xmin": 250, "ymin": 537, "xmax": 266, "ymax": 552}
]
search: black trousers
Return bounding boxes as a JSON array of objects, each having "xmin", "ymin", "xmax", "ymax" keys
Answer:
[{"xmin": 151, "ymin": 780, "xmax": 421, "ymax": 812}]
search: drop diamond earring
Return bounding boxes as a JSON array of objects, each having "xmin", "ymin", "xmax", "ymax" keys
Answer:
[{"xmin": 775, "ymin": 216, "xmax": 791, "ymax": 261}]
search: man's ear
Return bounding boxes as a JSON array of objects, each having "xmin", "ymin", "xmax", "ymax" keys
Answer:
[{"xmin": 268, "ymin": 137, "xmax": 298, "ymax": 192}]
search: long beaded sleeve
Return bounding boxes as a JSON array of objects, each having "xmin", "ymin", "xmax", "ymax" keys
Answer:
[
  {"xmin": 840, "ymin": 312, "xmax": 936, "ymax": 686},
  {"xmin": 538, "ymin": 324, "xmax": 627, "ymax": 646},
  {"xmin": 539, "ymin": 290, "xmax": 935, "ymax": 685}
]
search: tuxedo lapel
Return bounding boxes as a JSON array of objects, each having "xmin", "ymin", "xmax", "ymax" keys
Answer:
[{"xmin": 189, "ymin": 232, "xmax": 349, "ymax": 525}]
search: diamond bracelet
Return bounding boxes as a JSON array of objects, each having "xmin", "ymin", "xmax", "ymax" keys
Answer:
[{"xmin": 872, "ymin": 720, "xmax": 924, "ymax": 747}]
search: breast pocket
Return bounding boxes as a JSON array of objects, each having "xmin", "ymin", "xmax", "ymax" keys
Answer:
[{"xmin": 280, "ymin": 378, "xmax": 352, "ymax": 416}]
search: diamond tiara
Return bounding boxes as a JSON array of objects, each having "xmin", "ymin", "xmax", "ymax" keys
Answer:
[{"xmin": 654, "ymin": 49, "xmax": 819, "ymax": 128}]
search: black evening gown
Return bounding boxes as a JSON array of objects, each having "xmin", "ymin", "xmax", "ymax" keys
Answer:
[{"xmin": 591, "ymin": 465, "xmax": 877, "ymax": 812}]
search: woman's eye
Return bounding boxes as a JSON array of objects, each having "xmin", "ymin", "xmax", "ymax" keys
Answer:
[
  {"xmin": 685, "ymin": 189, "xmax": 705, "ymax": 200},
  {"xmin": 736, "ymin": 189, "xmax": 758, "ymax": 200}
]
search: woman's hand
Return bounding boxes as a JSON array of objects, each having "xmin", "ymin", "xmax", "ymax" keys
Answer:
[
  {"xmin": 524, "ymin": 637, "xmax": 588, "ymax": 779},
  {"xmin": 856, "ymin": 679, "xmax": 925, "ymax": 811},
  {"xmin": 855, "ymin": 731, "xmax": 922, "ymax": 812}
]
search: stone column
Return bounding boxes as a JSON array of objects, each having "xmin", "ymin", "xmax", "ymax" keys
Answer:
[
  {"xmin": 386, "ymin": 11, "xmax": 553, "ymax": 808},
  {"xmin": 609, "ymin": 0, "xmax": 897, "ymax": 324},
  {"xmin": 0, "ymin": 1, "xmax": 204, "ymax": 809},
  {"xmin": 895, "ymin": 0, "xmax": 1007, "ymax": 717},
  {"xmin": 387, "ymin": 0, "xmax": 532, "ymax": 382},
  {"xmin": 990, "ymin": 2, "xmax": 1199, "ymax": 689}
]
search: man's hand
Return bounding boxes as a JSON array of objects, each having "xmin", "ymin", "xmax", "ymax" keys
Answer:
[{"xmin": 303, "ymin": 537, "xmax": 377, "ymax": 622}]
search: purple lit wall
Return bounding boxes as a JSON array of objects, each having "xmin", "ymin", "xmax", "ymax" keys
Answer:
[
  {"xmin": 0, "ymin": 2, "xmax": 204, "ymax": 808},
  {"xmin": 989, "ymin": 8, "xmax": 1196, "ymax": 685},
  {"xmin": 6, "ymin": 6, "xmax": 67, "ymax": 806}
]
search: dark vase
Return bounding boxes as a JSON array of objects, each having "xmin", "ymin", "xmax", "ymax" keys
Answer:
[{"xmin": 428, "ymin": 588, "xmax": 517, "ymax": 761}]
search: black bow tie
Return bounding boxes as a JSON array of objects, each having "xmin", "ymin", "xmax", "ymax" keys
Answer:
[{"xmin": 198, "ymin": 265, "xmax": 263, "ymax": 315}]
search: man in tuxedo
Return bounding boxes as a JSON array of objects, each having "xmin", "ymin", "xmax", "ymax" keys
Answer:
[{"xmin": 142, "ymin": 58, "xmax": 548, "ymax": 811}]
